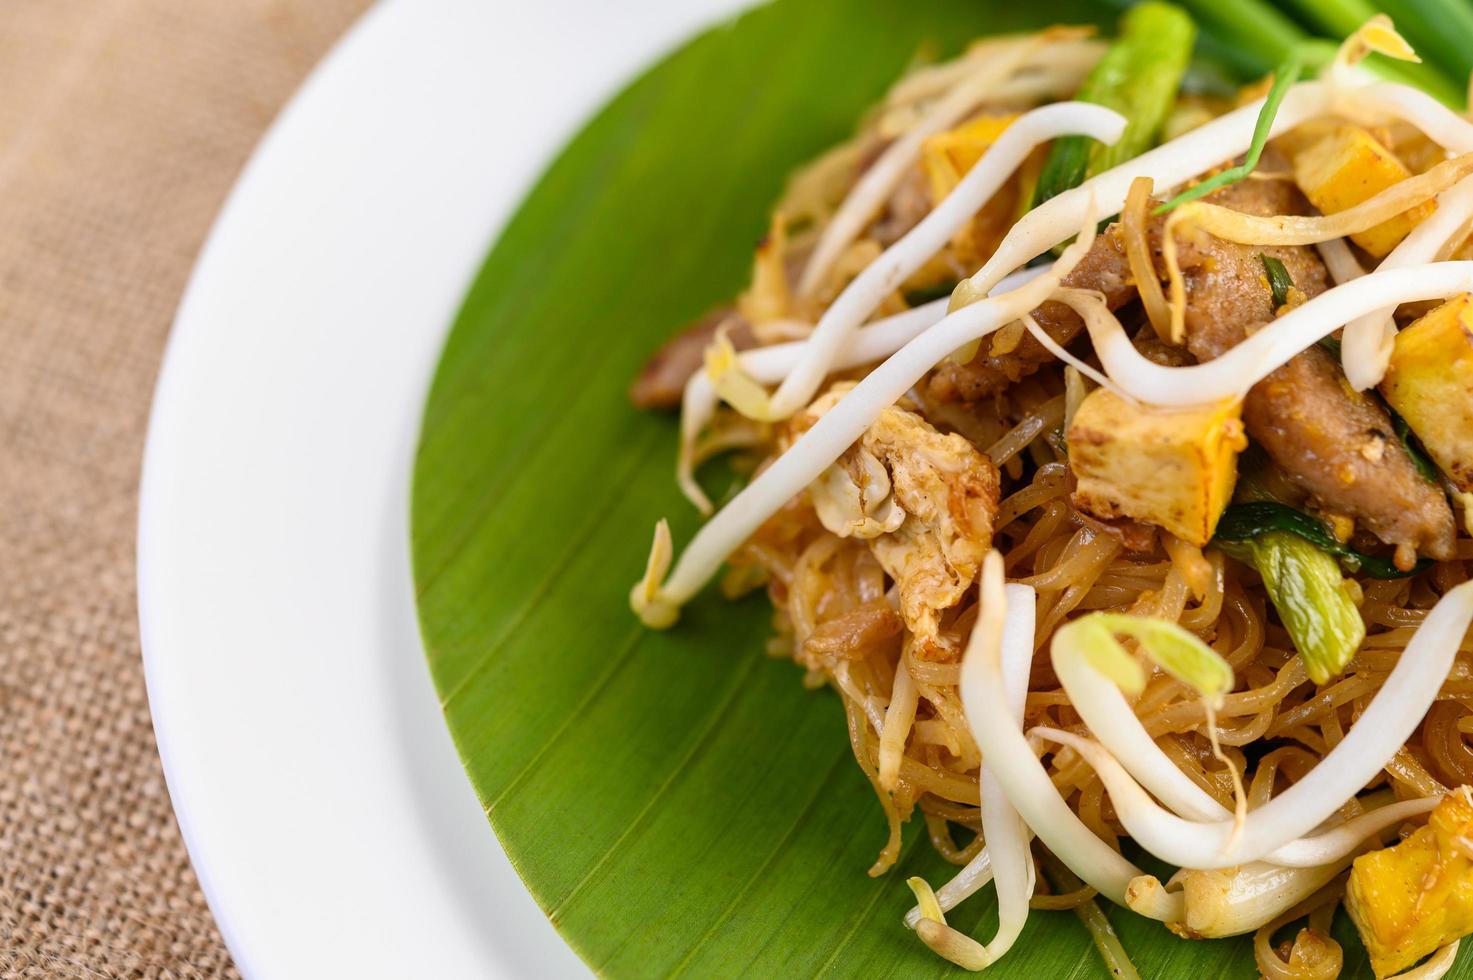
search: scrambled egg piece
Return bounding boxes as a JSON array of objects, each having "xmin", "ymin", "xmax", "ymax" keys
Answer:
[
  {"xmin": 1347, "ymin": 789, "xmax": 1473, "ymax": 977},
  {"xmin": 797, "ymin": 388, "xmax": 999, "ymax": 660},
  {"xmin": 1067, "ymin": 388, "xmax": 1245, "ymax": 546},
  {"xmin": 1381, "ymin": 295, "xmax": 1473, "ymax": 493},
  {"xmin": 1293, "ymin": 124, "xmax": 1433, "ymax": 258}
]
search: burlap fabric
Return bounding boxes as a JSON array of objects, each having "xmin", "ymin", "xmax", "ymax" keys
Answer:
[{"xmin": 0, "ymin": 1, "xmax": 371, "ymax": 975}]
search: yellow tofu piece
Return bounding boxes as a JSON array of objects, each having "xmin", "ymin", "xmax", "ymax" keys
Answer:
[
  {"xmin": 1381, "ymin": 294, "xmax": 1473, "ymax": 491},
  {"xmin": 1347, "ymin": 790, "xmax": 1473, "ymax": 978},
  {"xmin": 918, "ymin": 113, "xmax": 1028, "ymax": 269},
  {"xmin": 1067, "ymin": 389, "xmax": 1245, "ymax": 546},
  {"xmin": 920, "ymin": 114, "xmax": 1019, "ymax": 203},
  {"xmin": 1293, "ymin": 124, "xmax": 1433, "ymax": 258}
]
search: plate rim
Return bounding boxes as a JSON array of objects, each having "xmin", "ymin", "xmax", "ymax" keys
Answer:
[{"xmin": 136, "ymin": 0, "xmax": 751, "ymax": 975}]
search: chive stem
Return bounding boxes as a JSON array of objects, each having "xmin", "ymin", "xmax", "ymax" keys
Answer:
[
  {"xmin": 1155, "ymin": 55, "xmax": 1302, "ymax": 215},
  {"xmin": 1260, "ymin": 254, "xmax": 1294, "ymax": 308},
  {"xmin": 1033, "ymin": 2, "xmax": 1196, "ymax": 207},
  {"xmin": 1173, "ymin": 0, "xmax": 1304, "ymax": 65},
  {"xmin": 1039, "ymin": 850, "xmax": 1142, "ymax": 980},
  {"xmin": 1277, "ymin": 0, "xmax": 1380, "ymax": 39}
]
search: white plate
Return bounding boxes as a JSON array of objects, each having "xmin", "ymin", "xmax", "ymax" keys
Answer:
[{"xmin": 137, "ymin": 0, "xmax": 749, "ymax": 975}]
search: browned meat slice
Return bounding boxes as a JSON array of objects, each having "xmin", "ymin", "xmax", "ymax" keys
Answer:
[
  {"xmin": 1133, "ymin": 333, "xmax": 1194, "ymax": 367},
  {"xmin": 1174, "ymin": 177, "xmax": 1331, "ymax": 347},
  {"xmin": 1072, "ymin": 506, "xmax": 1160, "ymax": 554},
  {"xmin": 1244, "ymin": 347, "xmax": 1456, "ymax": 562},
  {"xmin": 633, "ymin": 217, "xmax": 822, "ymax": 410},
  {"xmin": 927, "ymin": 168, "xmax": 1325, "ymax": 402},
  {"xmin": 1174, "ymin": 177, "xmax": 1456, "ymax": 562},
  {"xmin": 628, "ymin": 307, "xmax": 755, "ymax": 410},
  {"xmin": 925, "ymin": 226, "xmax": 1137, "ymax": 400}
]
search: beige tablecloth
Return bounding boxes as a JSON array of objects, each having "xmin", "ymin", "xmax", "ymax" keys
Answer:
[{"xmin": 0, "ymin": 1, "xmax": 371, "ymax": 974}]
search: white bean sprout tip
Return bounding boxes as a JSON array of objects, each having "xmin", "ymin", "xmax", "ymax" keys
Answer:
[
  {"xmin": 905, "ymin": 877, "xmax": 946, "ymax": 925},
  {"xmin": 676, "ymin": 431, "xmax": 713, "ymax": 515},
  {"xmin": 704, "ymin": 327, "xmax": 776, "ymax": 421},
  {"xmin": 1337, "ymin": 15, "xmax": 1420, "ymax": 70},
  {"xmin": 630, "ymin": 519, "xmax": 678, "ymax": 628},
  {"xmin": 903, "ymin": 845, "xmax": 1001, "ymax": 930},
  {"xmin": 1023, "ymin": 309, "xmax": 1126, "ymax": 401},
  {"xmin": 916, "ymin": 919, "xmax": 991, "ymax": 971},
  {"xmin": 1124, "ymin": 876, "xmax": 1183, "ymax": 923}
]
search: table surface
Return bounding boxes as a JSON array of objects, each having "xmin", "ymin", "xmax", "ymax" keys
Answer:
[{"xmin": 0, "ymin": 1, "xmax": 369, "ymax": 975}]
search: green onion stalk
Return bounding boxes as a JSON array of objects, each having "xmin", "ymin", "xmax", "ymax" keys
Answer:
[
  {"xmin": 1033, "ymin": 2, "xmax": 1196, "ymax": 207},
  {"xmin": 1278, "ymin": 0, "xmax": 1379, "ymax": 39},
  {"xmin": 1173, "ymin": 0, "xmax": 1303, "ymax": 71},
  {"xmin": 1216, "ymin": 500, "xmax": 1432, "ymax": 580},
  {"xmin": 1213, "ymin": 449, "xmax": 1380, "ymax": 686},
  {"xmin": 1216, "ymin": 530, "xmax": 1366, "ymax": 685},
  {"xmin": 1172, "ymin": 0, "xmax": 1463, "ymax": 105}
]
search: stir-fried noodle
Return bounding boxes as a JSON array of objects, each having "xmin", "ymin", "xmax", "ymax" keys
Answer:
[{"xmin": 625, "ymin": 13, "xmax": 1473, "ymax": 978}]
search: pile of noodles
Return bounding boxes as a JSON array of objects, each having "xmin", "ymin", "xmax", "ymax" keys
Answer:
[
  {"xmin": 723, "ymin": 381, "xmax": 1473, "ymax": 972},
  {"xmin": 647, "ymin": 23, "xmax": 1473, "ymax": 979}
]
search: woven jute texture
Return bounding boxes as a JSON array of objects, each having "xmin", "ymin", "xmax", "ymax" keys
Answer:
[{"xmin": 0, "ymin": 1, "xmax": 370, "ymax": 975}]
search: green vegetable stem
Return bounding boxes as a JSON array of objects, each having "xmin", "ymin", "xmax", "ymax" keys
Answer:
[
  {"xmin": 1214, "ymin": 501, "xmax": 1430, "ymax": 579},
  {"xmin": 1033, "ymin": 2, "xmax": 1196, "ymax": 207},
  {"xmin": 1260, "ymin": 253, "xmax": 1294, "ymax": 308},
  {"xmin": 1216, "ymin": 530, "xmax": 1366, "ymax": 685},
  {"xmin": 1155, "ymin": 54, "xmax": 1301, "ymax": 214}
]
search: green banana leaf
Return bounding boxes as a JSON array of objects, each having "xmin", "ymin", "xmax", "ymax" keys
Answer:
[{"xmin": 410, "ymin": 0, "xmax": 1466, "ymax": 976}]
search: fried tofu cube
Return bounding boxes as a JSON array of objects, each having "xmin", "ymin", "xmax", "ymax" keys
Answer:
[
  {"xmin": 1347, "ymin": 790, "xmax": 1473, "ymax": 978},
  {"xmin": 1067, "ymin": 390, "xmax": 1246, "ymax": 546},
  {"xmin": 1293, "ymin": 124, "xmax": 1433, "ymax": 258},
  {"xmin": 1381, "ymin": 294, "xmax": 1473, "ymax": 491}
]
